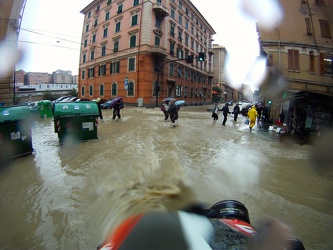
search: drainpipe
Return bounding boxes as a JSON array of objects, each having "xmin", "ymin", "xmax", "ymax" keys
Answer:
[{"xmin": 136, "ymin": 0, "xmax": 144, "ymax": 99}]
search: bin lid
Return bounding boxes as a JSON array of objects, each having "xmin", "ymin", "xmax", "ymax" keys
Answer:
[
  {"xmin": 54, "ymin": 102, "xmax": 99, "ymax": 117},
  {"xmin": 0, "ymin": 105, "xmax": 31, "ymax": 123}
]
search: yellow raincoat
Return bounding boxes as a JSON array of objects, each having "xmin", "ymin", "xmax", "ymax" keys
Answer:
[{"xmin": 247, "ymin": 105, "xmax": 258, "ymax": 129}]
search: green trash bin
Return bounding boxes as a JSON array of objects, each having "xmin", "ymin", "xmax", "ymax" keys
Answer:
[
  {"xmin": 53, "ymin": 101, "xmax": 99, "ymax": 142},
  {"xmin": 38, "ymin": 100, "xmax": 53, "ymax": 118},
  {"xmin": 0, "ymin": 105, "xmax": 33, "ymax": 160}
]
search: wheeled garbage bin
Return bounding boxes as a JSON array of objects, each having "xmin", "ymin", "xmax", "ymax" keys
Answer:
[
  {"xmin": 53, "ymin": 102, "xmax": 99, "ymax": 143},
  {"xmin": 0, "ymin": 105, "xmax": 33, "ymax": 161},
  {"xmin": 38, "ymin": 100, "xmax": 53, "ymax": 118}
]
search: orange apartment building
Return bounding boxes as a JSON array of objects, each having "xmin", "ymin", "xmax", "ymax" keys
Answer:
[
  {"xmin": 78, "ymin": 0, "xmax": 216, "ymax": 107},
  {"xmin": 258, "ymin": 0, "xmax": 333, "ymax": 133}
]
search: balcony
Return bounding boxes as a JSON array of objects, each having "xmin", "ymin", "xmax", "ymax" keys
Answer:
[
  {"xmin": 208, "ymin": 47, "xmax": 214, "ymax": 55},
  {"xmin": 150, "ymin": 45, "xmax": 168, "ymax": 57},
  {"xmin": 152, "ymin": 3, "xmax": 169, "ymax": 17}
]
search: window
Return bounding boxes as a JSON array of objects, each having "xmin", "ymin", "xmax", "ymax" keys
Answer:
[
  {"xmin": 305, "ymin": 18, "xmax": 312, "ymax": 35},
  {"xmin": 81, "ymin": 70, "xmax": 85, "ymax": 80},
  {"xmin": 130, "ymin": 35, "xmax": 136, "ymax": 47},
  {"xmin": 179, "ymin": 1, "xmax": 182, "ymax": 9},
  {"xmin": 110, "ymin": 61, "xmax": 120, "ymax": 74},
  {"xmin": 170, "ymin": 42, "xmax": 175, "ymax": 55},
  {"xmin": 99, "ymin": 65, "xmax": 106, "ymax": 76},
  {"xmin": 133, "ymin": 0, "xmax": 139, "ymax": 6},
  {"xmin": 102, "ymin": 45, "xmax": 106, "ymax": 56},
  {"xmin": 81, "ymin": 86, "xmax": 85, "ymax": 96},
  {"xmin": 128, "ymin": 57, "xmax": 136, "ymax": 71},
  {"xmin": 156, "ymin": 16, "xmax": 162, "ymax": 28},
  {"xmin": 155, "ymin": 36, "xmax": 160, "ymax": 46},
  {"xmin": 288, "ymin": 49, "xmax": 299, "ymax": 71},
  {"xmin": 179, "ymin": 15, "xmax": 183, "ymax": 25},
  {"xmin": 88, "ymin": 67, "xmax": 95, "ymax": 78},
  {"xmin": 99, "ymin": 84, "xmax": 104, "ymax": 96},
  {"xmin": 86, "ymin": 24, "xmax": 89, "ymax": 32},
  {"xmin": 170, "ymin": 24, "xmax": 175, "ymax": 36},
  {"xmin": 177, "ymin": 65, "xmax": 182, "ymax": 78},
  {"xmin": 309, "ymin": 51, "xmax": 315, "ymax": 72},
  {"xmin": 88, "ymin": 12, "xmax": 91, "ymax": 18},
  {"xmin": 171, "ymin": 9, "xmax": 175, "ymax": 19},
  {"xmin": 115, "ymin": 21, "xmax": 121, "ymax": 32},
  {"xmin": 319, "ymin": 19, "xmax": 331, "ymax": 39},
  {"xmin": 84, "ymin": 39, "xmax": 87, "ymax": 47},
  {"xmin": 89, "ymin": 85, "xmax": 93, "ymax": 95},
  {"xmin": 103, "ymin": 28, "xmax": 108, "ymax": 38},
  {"xmin": 107, "ymin": 0, "xmax": 112, "ymax": 5},
  {"xmin": 320, "ymin": 53, "xmax": 333, "ymax": 75},
  {"xmin": 176, "ymin": 85, "xmax": 181, "ymax": 96},
  {"xmin": 185, "ymin": 35, "xmax": 189, "ymax": 46},
  {"xmin": 185, "ymin": 21, "xmax": 188, "ymax": 30},
  {"xmin": 178, "ymin": 29, "xmax": 183, "ymax": 41},
  {"xmin": 105, "ymin": 12, "xmax": 110, "ymax": 21},
  {"xmin": 94, "ymin": 19, "xmax": 98, "ymax": 27},
  {"xmin": 127, "ymin": 81, "xmax": 134, "ymax": 96},
  {"xmin": 92, "ymin": 34, "xmax": 96, "ymax": 43},
  {"xmin": 117, "ymin": 4, "xmax": 123, "ymax": 14},
  {"xmin": 112, "ymin": 82, "xmax": 117, "ymax": 96},
  {"xmin": 114, "ymin": 40, "xmax": 119, "ymax": 52},
  {"xmin": 131, "ymin": 14, "xmax": 138, "ymax": 26},
  {"xmin": 90, "ymin": 50, "xmax": 95, "ymax": 60},
  {"xmin": 169, "ymin": 63, "xmax": 174, "ymax": 76},
  {"xmin": 83, "ymin": 54, "xmax": 86, "ymax": 63}
]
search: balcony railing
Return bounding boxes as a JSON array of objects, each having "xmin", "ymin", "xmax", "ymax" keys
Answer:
[
  {"xmin": 150, "ymin": 45, "xmax": 168, "ymax": 56},
  {"xmin": 152, "ymin": 3, "xmax": 169, "ymax": 17}
]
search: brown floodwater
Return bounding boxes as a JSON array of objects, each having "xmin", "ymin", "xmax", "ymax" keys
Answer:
[{"xmin": 0, "ymin": 105, "xmax": 332, "ymax": 249}]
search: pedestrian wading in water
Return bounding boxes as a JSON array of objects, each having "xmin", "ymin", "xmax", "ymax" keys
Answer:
[
  {"xmin": 233, "ymin": 103, "xmax": 240, "ymax": 122},
  {"xmin": 211, "ymin": 103, "xmax": 220, "ymax": 124},
  {"xmin": 112, "ymin": 100, "xmax": 122, "ymax": 119},
  {"xmin": 221, "ymin": 103, "xmax": 231, "ymax": 126},
  {"xmin": 248, "ymin": 105, "xmax": 258, "ymax": 130},
  {"xmin": 161, "ymin": 101, "xmax": 170, "ymax": 120},
  {"xmin": 168, "ymin": 100, "xmax": 179, "ymax": 124}
]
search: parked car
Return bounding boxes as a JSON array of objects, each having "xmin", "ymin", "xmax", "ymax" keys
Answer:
[
  {"xmin": 100, "ymin": 99, "xmax": 114, "ymax": 109},
  {"xmin": 75, "ymin": 98, "xmax": 90, "ymax": 102},
  {"xmin": 59, "ymin": 96, "xmax": 78, "ymax": 102},
  {"xmin": 52, "ymin": 96, "xmax": 70, "ymax": 103},
  {"xmin": 226, "ymin": 101, "xmax": 233, "ymax": 106}
]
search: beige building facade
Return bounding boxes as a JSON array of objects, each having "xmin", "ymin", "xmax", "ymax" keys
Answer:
[
  {"xmin": 258, "ymin": 0, "xmax": 333, "ymax": 134},
  {"xmin": 0, "ymin": 0, "xmax": 27, "ymax": 105},
  {"xmin": 79, "ymin": 0, "xmax": 216, "ymax": 107}
]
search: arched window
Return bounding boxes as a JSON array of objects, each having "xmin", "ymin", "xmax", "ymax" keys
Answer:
[
  {"xmin": 112, "ymin": 82, "xmax": 117, "ymax": 96},
  {"xmin": 127, "ymin": 81, "xmax": 134, "ymax": 96},
  {"xmin": 89, "ymin": 85, "xmax": 93, "ymax": 96},
  {"xmin": 81, "ymin": 86, "xmax": 85, "ymax": 96},
  {"xmin": 100, "ymin": 84, "xmax": 104, "ymax": 96}
]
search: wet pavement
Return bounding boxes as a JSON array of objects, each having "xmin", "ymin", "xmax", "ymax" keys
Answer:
[{"xmin": 0, "ymin": 105, "xmax": 332, "ymax": 249}]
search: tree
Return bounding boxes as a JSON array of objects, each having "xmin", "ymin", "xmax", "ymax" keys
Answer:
[
  {"xmin": 68, "ymin": 88, "xmax": 78, "ymax": 97},
  {"xmin": 43, "ymin": 90, "xmax": 54, "ymax": 101}
]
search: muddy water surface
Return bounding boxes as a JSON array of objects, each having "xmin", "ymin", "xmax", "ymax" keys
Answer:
[{"xmin": 0, "ymin": 105, "xmax": 332, "ymax": 249}]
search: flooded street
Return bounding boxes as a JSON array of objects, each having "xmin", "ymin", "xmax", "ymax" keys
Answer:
[{"xmin": 0, "ymin": 105, "xmax": 332, "ymax": 249}]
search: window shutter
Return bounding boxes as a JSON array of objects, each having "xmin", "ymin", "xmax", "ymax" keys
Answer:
[{"xmin": 319, "ymin": 53, "xmax": 324, "ymax": 74}]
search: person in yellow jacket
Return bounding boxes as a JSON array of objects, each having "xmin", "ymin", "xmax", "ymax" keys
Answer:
[{"xmin": 248, "ymin": 105, "xmax": 258, "ymax": 130}]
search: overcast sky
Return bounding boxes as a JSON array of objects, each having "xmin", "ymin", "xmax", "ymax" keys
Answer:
[{"xmin": 16, "ymin": 0, "xmax": 261, "ymax": 86}]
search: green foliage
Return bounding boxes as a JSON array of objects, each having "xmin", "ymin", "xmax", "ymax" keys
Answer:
[{"xmin": 68, "ymin": 88, "xmax": 78, "ymax": 97}]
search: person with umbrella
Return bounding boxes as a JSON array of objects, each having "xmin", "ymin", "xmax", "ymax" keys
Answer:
[
  {"xmin": 112, "ymin": 100, "xmax": 122, "ymax": 119},
  {"xmin": 168, "ymin": 99, "xmax": 179, "ymax": 124},
  {"xmin": 161, "ymin": 100, "xmax": 170, "ymax": 120}
]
